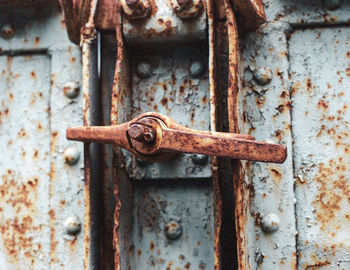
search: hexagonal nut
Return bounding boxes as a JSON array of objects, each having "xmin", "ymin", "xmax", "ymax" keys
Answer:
[
  {"xmin": 63, "ymin": 147, "xmax": 80, "ymax": 166},
  {"xmin": 261, "ymin": 213, "xmax": 280, "ymax": 233},
  {"xmin": 64, "ymin": 215, "xmax": 81, "ymax": 235}
]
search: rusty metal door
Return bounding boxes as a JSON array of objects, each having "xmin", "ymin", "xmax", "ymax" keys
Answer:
[{"xmin": 2, "ymin": 0, "xmax": 350, "ymax": 270}]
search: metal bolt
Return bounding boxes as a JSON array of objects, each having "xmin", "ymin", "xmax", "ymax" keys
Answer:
[
  {"xmin": 324, "ymin": 0, "xmax": 341, "ymax": 10},
  {"xmin": 128, "ymin": 124, "xmax": 156, "ymax": 144},
  {"xmin": 63, "ymin": 147, "xmax": 80, "ymax": 165},
  {"xmin": 1, "ymin": 24, "xmax": 15, "ymax": 39},
  {"xmin": 253, "ymin": 67, "xmax": 273, "ymax": 86},
  {"xmin": 121, "ymin": 0, "xmax": 151, "ymax": 20},
  {"xmin": 261, "ymin": 213, "xmax": 280, "ymax": 233},
  {"xmin": 192, "ymin": 154, "xmax": 208, "ymax": 165},
  {"xmin": 64, "ymin": 215, "xmax": 81, "ymax": 235},
  {"xmin": 136, "ymin": 62, "xmax": 152, "ymax": 78},
  {"xmin": 189, "ymin": 60, "xmax": 205, "ymax": 78},
  {"xmin": 164, "ymin": 220, "xmax": 182, "ymax": 240},
  {"xmin": 177, "ymin": 0, "xmax": 192, "ymax": 8},
  {"xmin": 63, "ymin": 81, "xmax": 80, "ymax": 99}
]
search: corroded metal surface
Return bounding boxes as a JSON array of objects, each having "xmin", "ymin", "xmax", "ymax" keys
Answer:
[
  {"xmin": 290, "ymin": 27, "xmax": 350, "ymax": 269},
  {"xmin": 240, "ymin": 22, "xmax": 296, "ymax": 269},
  {"xmin": 0, "ymin": 6, "xmax": 85, "ymax": 270},
  {"xmin": 231, "ymin": 0, "xmax": 265, "ymax": 31}
]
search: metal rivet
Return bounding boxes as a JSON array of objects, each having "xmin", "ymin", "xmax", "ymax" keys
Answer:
[
  {"xmin": 1, "ymin": 24, "xmax": 15, "ymax": 40},
  {"xmin": 121, "ymin": 0, "xmax": 151, "ymax": 20},
  {"xmin": 63, "ymin": 147, "xmax": 80, "ymax": 165},
  {"xmin": 253, "ymin": 67, "xmax": 273, "ymax": 86},
  {"xmin": 63, "ymin": 81, "xmax": 80, "ymax": 99},
  {"xmin": 64, "ymin": 215, "xmax": 81, "ymax": 235},
  {"xmin": 136, "ymin": 62, "xmax": 152, "ymax": 78},
  {"xmin": 170, "ymin": 0, "xmax": 202, "ymax": 19},
  {"xmin": 164, "ymin": 220, "xmax": 182, "ymax": 240},
  {"xmin": 189, "ymin": 61, "xmax": 205, "ymax": 78},
  {"xmin": 261, "ymin": 213, "xmax": 280, "ymax": 233},
  {"xmin": 192, "ymin": 154, "xmax": 208, "ymax": 165},
  {"xmin": 324, "ymin": 0, "xmax": 341, "ymax": 10}
]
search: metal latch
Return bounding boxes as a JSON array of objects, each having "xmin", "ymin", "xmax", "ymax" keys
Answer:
[{"xmin": 67, "ymin": 112, "xmax": 286, "ymax": 163}]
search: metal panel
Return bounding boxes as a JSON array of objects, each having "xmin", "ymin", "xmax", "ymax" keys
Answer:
[
  {"xmin": 0, "ymin": 7, "xmax": 85, "ymax": 269},
  {"xmin": 290, "ymin": 27, "xmax": 350, "ymax": 269},
  {"xmin": 240, "ymin": 22, "xmax": 297, "ymax": 269}
]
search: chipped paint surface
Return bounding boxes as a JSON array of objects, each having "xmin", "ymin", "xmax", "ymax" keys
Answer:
[
  {"xmin": 0, "ymin": 6, "xmax": 84, "ymax": 269},
  {"xmin": 240, "ymin": 22, "xmax": 296, "ymax": 269},
  {"xmin": 290, "ymin": 27, "xmax": 350, "ymax": 269}
]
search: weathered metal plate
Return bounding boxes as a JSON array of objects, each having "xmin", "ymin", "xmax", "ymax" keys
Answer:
[
  {"xmin": 0, "ymin": 8, "xmax": 85, "ymax": 269},
  {"xmin": 290, "ymin": 27, "xmax": 350, "ymax": 269},
  {"xmin": 123, "ymin": 46, "xmax": 211, "ymax": 180},
  {"xmin": 240, "ymin": 22, "xmax": 296, "ymax": 269},
  {"xmin": 263, "ymin": 0, "xmax": 350, "ymax": 26}
]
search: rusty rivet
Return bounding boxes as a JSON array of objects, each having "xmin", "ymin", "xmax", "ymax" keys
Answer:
[
  {"xmin": 1, "ymin": 24, "xmax": 15, "ymax": 39},
  {"xmin": 63, "ymin": 147, "xmax": 80, "ymax": 165},
  {"xmin": 164, "ymin": 220, "xmax": 182, "ymax": 240},
  {"xmin": 192, "ymin": 154, "xmax": 208, "ymax": 165},
  {"xmin": 170, "ymin": 0, "xmax": 202, "ymax": 19},
  {"xmin": 261, "ymin": 213, "xmax": 280, "ymax": 233},
  {"xmin": 324, "ymin": 0, "xmax": 341, "ymax": 10},
  {"xmin": 121, "ymin": 0, "xmax": 151, "ymax": 20},
  {"xmin": 189, "ymin": 60, "xmax": 205, "ymax": 78},
  {"xmin": 136, "ymin": 62, "xmax": 152, "ymax": 78},
  {"xmin": 64, "ymin": 215, "xmax": 81, "ymax": 235},
  {"xmin": 253, "ymin": 67, "xmax": 273, "ymax": 86},
  {"xmin": 63, "ymin": 81, "xmax": 81, "ymax": 99}
]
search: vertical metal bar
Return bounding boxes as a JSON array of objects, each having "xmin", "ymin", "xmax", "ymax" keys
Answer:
[
  {"xmin": 81, "ymin": 0, "xmax": 101, "ymax": 268},
  {"xmin": 223, "ymin": 0, "xmax": 249, "ymax": 269},
  {"xmin": 207, "ymin": 0, "xmax": 222, "ymax": 269}
]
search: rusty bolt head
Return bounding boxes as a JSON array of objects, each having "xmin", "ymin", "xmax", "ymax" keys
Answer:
[
  {"xmin": 177, "ymin": 0, "xmax": 192, "ymax": 8},
  {"xmin": 64, "ymin": 215, "xmax": 81, "ymax": 235},
  {"xmin": 121, "ymin": 0, "xmax": 151, "ymax": 20},
  {"xmin": 189, "ymin": 60, "xmax": 205, "ymax": 78},
  {"xmin": 253, "ymin": 67, "xmax": 273, "ymax": 86},
  {"xmin": 324, "ymin": 0, "xmax": 341, "ymax": 10},
  {"xmin": 1, "ymin": 24, "xmax": 15, "ymax": 40},
  {"xmin": 128, "ymin": 124, "xmax": 156, "ymax": 144},
  {"xmin": 63, "ymin": 147, "xmax": 80, "ymax": 165},
  {"xmin": 136, "ymin": 62, "xmax": 152, "ymax": 78},
  {"xmin": 261, "ymin": 213, "xmax": 280, "ymax": 233},
  {"xmin": 164, "ymin": 220, "xmax": 182, "ymax": 240},
  {"xmin": 63, "ymin": 81, "xmax": 81, "ymax": 99}
]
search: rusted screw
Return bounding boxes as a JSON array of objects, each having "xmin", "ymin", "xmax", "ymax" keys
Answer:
[
  {"xmin": 63, "ymin": 147, "xmax": 80, "ymax": 165},
  {"xmin": 177, "ymin": 0, "xmax": 192, "ymax": 8},
  {"xmin": 164, "ymin": 220, "xmax": 182, "ymax": 240},
  {"xmin": 128, "ymin": 124, "xmax": 156, "ymax": 144},
  {"xmin": 64, "ymin": 215, "xmax": 81, "ymax": 235},
  {"xmin": 1, "ymin": 24, "xmax": 15, "ymax": 40},
  {"xmin": 261, "ymin": 213, "xmax": 280, "ymax": 233}
]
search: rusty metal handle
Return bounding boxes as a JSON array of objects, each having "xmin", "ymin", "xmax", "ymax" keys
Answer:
[{"xmin": 66, "ymin": 112, "xmax": 287, "ymax": 163}]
